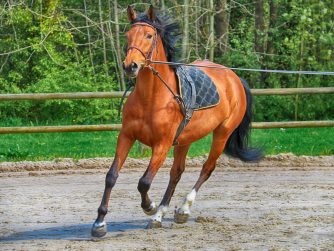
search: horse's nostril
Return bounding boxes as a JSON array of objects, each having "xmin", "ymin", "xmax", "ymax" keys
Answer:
[
  {"xmin": 131, "ymin": 62, "xmax": 138, "ymax": 70},
  {"xmin": 123, "ymin": 62, "xmax": 139, "ymax": 75}
]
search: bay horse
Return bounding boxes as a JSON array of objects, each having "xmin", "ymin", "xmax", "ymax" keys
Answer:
[{"xmin": 91, "ymin": 5, "xmax": 262, "ymax": 237}]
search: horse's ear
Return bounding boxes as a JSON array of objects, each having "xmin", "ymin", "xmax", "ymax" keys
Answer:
[
  {"xmin": 147, "ymin": 5, "xmax": 156, "ymax": 21},
  {"xmin": 127, "ymin": 5, "xmax": 136, "ymax": 22}
]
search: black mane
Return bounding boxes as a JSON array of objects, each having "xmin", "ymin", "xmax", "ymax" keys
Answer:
[{"xmin": 131, "ymin": 10, "xmax": 182, "ymax": 62}]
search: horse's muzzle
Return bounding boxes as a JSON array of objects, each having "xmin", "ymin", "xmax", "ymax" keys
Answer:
[{"xmin": 123, "ymin": 62, "xmax": 140, "ymax": 78}]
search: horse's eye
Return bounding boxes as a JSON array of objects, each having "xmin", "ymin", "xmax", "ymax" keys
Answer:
[{"xmin": 146, "ymin": 34, "xmax": 153, "ymax": 39}]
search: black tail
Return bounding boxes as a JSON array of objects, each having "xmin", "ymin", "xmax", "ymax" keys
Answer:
[{"xmin": 224, "ymin": 78, "xmax": 263, "ymax": 162}]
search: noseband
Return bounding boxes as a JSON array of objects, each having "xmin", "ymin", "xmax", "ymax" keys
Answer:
[{"xmin": 126, "ymin": 22, "xmax": 158, "ymax": 67}]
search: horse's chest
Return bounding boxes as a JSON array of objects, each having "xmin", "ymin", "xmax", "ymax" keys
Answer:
[
  {"xmin": 122, "ymin": 92, "xmax": 181, "ymax": 145},
  {"xmin": 127, "ymin": 119, "xmax": 169, "ymax": 146},
  {"xmin": 123, "ymin": 104, "xmax": 179, "ymax": 145}
]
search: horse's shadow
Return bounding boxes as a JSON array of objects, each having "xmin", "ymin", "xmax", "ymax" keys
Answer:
[{"xmin": 0, "ymin": 220, "xmax": 148, "ymax": 242}]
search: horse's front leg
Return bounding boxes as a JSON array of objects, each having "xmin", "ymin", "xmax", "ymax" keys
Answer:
[
  {"xmin": 91, "ymin": 133, "xmax": 134, "ymax": 237},
  {"xmin": 137, "ymin": 145, "xmax": 170, "ymax": 223}
]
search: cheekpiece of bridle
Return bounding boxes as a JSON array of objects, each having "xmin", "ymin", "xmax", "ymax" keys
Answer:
[{"xmin": 126, "ymin": 22, "xmax": 158, "ymax": 67}]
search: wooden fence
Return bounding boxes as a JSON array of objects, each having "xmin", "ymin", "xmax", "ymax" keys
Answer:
[{"xmin": 0, "ymin": 87, "xmax": 333, "ymax": 134}]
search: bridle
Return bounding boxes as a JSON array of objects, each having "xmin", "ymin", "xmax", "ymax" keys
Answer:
[
  {"xmin": 126, "ymin": 22, "xmax": 158, "ymax": 68},
  {"xmin": 125, "ymin": 22, "xmax": 181, "ymax": 99}
]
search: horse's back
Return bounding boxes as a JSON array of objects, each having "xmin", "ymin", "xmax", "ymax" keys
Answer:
[
  {"xmin": 192, "ymin": 60, "xmax": 247, "ymax": 115},
  {"xmin": 191, "ymin": 60, "xmax": 244, "ymax": 91}
]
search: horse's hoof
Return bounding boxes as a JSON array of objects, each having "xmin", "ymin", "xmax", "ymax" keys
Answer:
[
  {"xmin": 91, "ymin": 221, "xmax": 107, "ymax": 238},
  {"xmin": 143, "ymin": 202, "xmax": 157, "ymax": 216},
  {"xmin": 146, "ymin": 219, "xmax": 162, "ymax": 229},
  {"xmin": 174, "ymin": 209, "xmax": 190, "ymax": 224}
]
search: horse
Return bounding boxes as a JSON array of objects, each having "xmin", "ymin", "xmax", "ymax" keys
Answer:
[{"xmin": 91, "ymin": 5, "xmax": 262, "ymax": 237}]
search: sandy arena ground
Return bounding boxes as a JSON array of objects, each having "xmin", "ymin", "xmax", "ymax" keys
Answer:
[{"xmin": 0, "ymin": 155, "xmax": 333, "ymax": 250}]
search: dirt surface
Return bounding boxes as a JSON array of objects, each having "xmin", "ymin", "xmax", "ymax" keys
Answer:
[
  {"xmin": 0, "ymin": 153, "xmax": 333, "ymax": 173},
  {"xmin": 0, "ymin": 155, "xmax": 333, "ymax": 250}
]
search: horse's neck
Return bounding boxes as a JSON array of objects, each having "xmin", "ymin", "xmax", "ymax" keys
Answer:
[{"xmin": 135, "ymin": 40, "xmax": 177, "ymax": 103}]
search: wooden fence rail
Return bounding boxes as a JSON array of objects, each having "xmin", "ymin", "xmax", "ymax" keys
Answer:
[
  {"xmin": 0, "ymin": 87, "xmax": 333, "ymax": 101},
  {"xmin": 0, "ymin": 121, "xmax": 333, "ymax": 134},
  {"xmin": 0, "ymin": 87, "xmax": 333, "ymax": 134}
]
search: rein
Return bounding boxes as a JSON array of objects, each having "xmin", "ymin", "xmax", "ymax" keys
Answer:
[{"xmin": 127, "ymin": 24, "xmax": 334, "ymax": 76}]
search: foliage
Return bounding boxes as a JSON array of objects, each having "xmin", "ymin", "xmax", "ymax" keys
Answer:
[
  {"xmin": 0, "ymin": 0, "xmax": 333, "ymax": 125},
  {"xmin": 0, "ymin": 1, "xmax": 119, "ymax": 124}
]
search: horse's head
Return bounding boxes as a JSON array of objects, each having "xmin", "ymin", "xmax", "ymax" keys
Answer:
[{"xmin": 123, "ymin": 5, "xmax": 158, "ymax": 78}]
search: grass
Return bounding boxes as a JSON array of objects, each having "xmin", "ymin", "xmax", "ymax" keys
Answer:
[{"xmin": 0, "ymin": 128, "xmax": 333, "ymax": 162}]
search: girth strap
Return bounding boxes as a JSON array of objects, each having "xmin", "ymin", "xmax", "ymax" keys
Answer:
[
  {"xmin": 172, "ymin": 66, "xmax": 196, "ymax": 145},
  {"xmin": 172, "ymin": 105, "xmax": 193, "ymax": 145}
]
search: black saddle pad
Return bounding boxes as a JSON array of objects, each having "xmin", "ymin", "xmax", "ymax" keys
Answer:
[{"xmin": 175, "ymin": 65, "xmax": 220, "ymax": 110}]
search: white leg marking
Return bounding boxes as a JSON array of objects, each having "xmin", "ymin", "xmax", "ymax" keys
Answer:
[
  {"xmin": 93, "ymin": 220, "xmax": 106, "ymax": 228},
  {"xmin": 149, "ymin": 202, "xmax": 156, "ymax": 210},
  {"xmin": 180, "ymin": 189, "xmax": 197, "ymax": 214},
  {"xmin": 152, "ymin": 206, "xmax": 168, "ymax": 222},
  {"xmin": 143, "ymin": 201, "xmax": 157, "ymax": 216}
]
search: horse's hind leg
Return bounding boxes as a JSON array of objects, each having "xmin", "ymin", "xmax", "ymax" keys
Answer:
[
  {"xmin": 147, "ymin": 144, "xmax": 190, "ymax": 228},
  {"xmin": 174, "ymin": 126, "xmax": 230, "ymax": 224}
]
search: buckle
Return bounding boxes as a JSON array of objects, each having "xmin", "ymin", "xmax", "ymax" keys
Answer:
[
  {"xmin": 185, "ymin": 112, "xmax": 192, "ymax": 120},
  {"xmin": 174, "ymin": 95, "xmax": 183, "ymax": 104},
  {"xmin": 144, "ymin": 58, "xmax": 151, "ymax": 67},
  {"xmin": 173, "ymin": 139, "xmax": 179, "ymax": 146}
]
